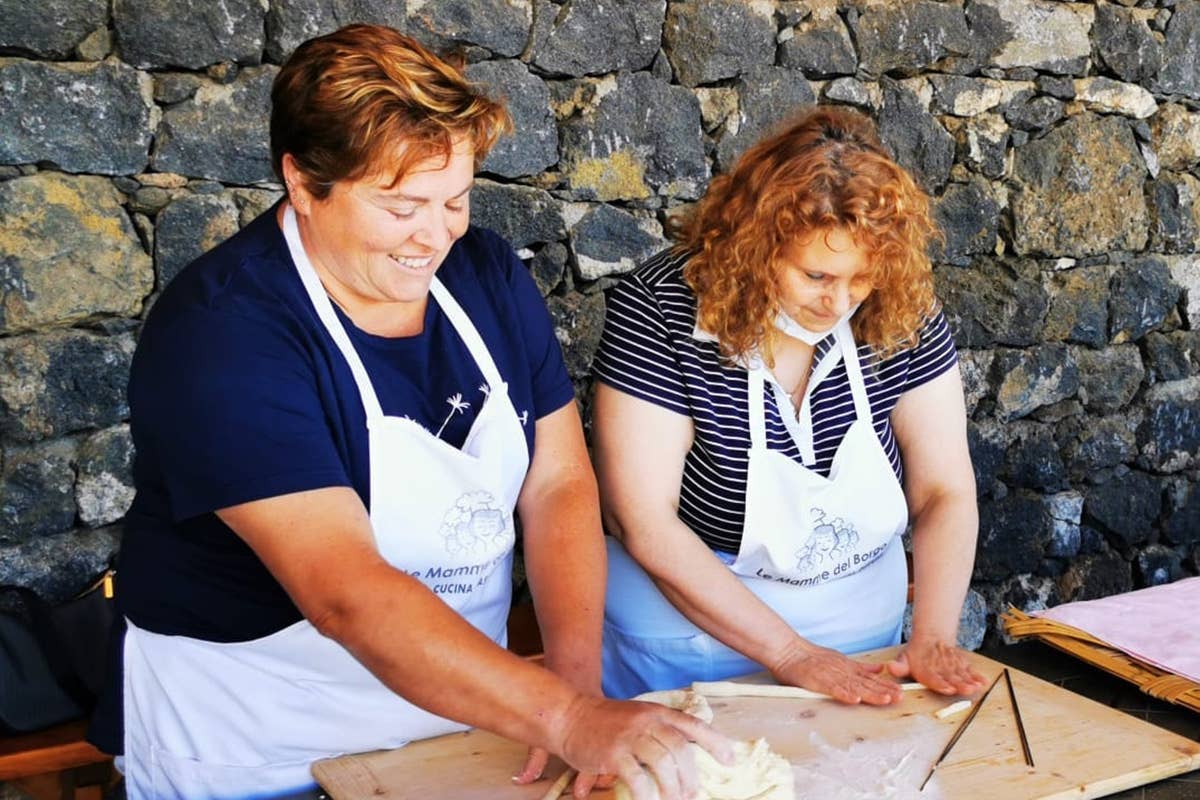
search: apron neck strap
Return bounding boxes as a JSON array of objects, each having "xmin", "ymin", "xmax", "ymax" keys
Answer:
[
  {"xmin": 428, "ymin": 278, "xmax": 504, "ymax": 389},
  {"xmin": 746, "ymin": 318, "xmax": 873, "ymax": 457},
  {"xmin": 747, "ymin": 367, "xmax": 767, "ymax": 450},
  {"xmin": 283, "ymin": 205, "xmax": 385, "ymax": 421},
  {"xmin": 833, "ymin": 321, "xmax": 872, "ymax": 422}
]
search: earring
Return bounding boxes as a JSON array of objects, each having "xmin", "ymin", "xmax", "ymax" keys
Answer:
[{"xmin": 286, "ymin": 181, "xmax": 303, "ymax": 211}]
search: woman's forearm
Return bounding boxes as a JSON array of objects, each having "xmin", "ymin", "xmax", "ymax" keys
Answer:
[
  {"xmin": 521, "ymin": 474, "xmax": 607, "ymax": 694},
  {"xmin": 908, "ymin": 490, "xmax": 979, "ymax": 644},
  {"xmin": 620, "ymin": 517, "xmax": 809, "ymax": 673}
]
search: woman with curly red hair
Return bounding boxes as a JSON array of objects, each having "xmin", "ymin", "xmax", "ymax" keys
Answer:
[{"xmin": 593, "ymin": 106, "xmax": 986, "ymax": 702}]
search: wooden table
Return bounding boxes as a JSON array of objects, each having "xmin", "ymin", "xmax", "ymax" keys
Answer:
[{"xmin": 313, "ymin": 647, "xmax": 1200, "ymax": 799}]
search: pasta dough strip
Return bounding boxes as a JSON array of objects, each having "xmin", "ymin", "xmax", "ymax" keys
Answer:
[
  {"xmin": 691, "ymin": 680, "xmax": 926, "ymax": 700},
  {"xmin": 537, "ymin": 768, "xmax": 576, "ymax": 800}
]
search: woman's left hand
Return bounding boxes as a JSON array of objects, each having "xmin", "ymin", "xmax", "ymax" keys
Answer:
[
  {"xmin": 513, "ymin": 747, "xmax": 615, "ymax": 797},
  {"xmin": 886, "ymin": 637, "xmax": 987, "ymax": 696},
  {"xmin": 512, "ymin": 652, "xmax": 615, "ymax": 797}
]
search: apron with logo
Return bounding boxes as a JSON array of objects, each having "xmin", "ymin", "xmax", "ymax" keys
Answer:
[
  {"xmin": 121, "ymin": 207, "xmax": 530, "ymax": 799},
  {"xmin": 603, "ymin": 318, "xmax": 909, "ymax": 699}
]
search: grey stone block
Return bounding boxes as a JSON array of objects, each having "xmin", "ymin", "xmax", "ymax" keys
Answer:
[
  {"xmin": 932, "ymin": 179, "xmax": 999, "ymax": 267},
  {"xmin": 545, "ymin": 290, "xmax": 605, "ymax": 378},
  {"xmin": 715, "ymin": 66, "xmax": 816, "ymax": 172},
  {"xmin": 1095, "ymin": 4, "xmax": 1162, "ymax": 84},
  {"xmin": 560, "ymin": 71, "xmax": 707, "ymax": 201},
  {"xmin": 854, "ymin": 0, "xmax": 972, "ymax": 77},
  {"xmin": 1137, "ymin": 377, "xmax": 1200, "ymax": 473},
  {"xmin": 467, "ymin": 60, "xmax": 557, "ymax": 179},
  {"xmin": 0, "ymin": 439, "xmax": 77, "ymax": 545},
  {"xmin": 976, "ymin": 490, "xmax": 1055, "ymax": 581},
  {"xmin": 569, "ymin": 204, "xmax": 665, "ymax": 282},
  {"xmin": 936, "ymin": 260, "xmax": 1049, "ymax": 348},
  {"xmin": 1084, "ymin": 469, "xmax": 1162, "ymax": 553},
  {"xmin": 154, "ymin": 192, "xmax": 240, "ymax": 290},
  {"xmin": 114, "ymin": 0, "xmax": 266, "ymax": 69},
  {"xmin": 265, "ymin": 0, "xmax": 405, "ymax": 63},
  {"xmin": 0, "ymin": 0, "xmax": 107, "ymax": 58},
  {"xmin": 1109, "ymin": 257, "xmax": 1182, "ymax": 344},
  {"xmin": 877, "ymin": 78, "xmax": 954, "ymax": 193},
  {"xmin": 152, "ymin": 66, "xmax": 277, "ymax": 185},
  {"xmin": 407, "ymin": 0, "xmax": 530, "ymax": 59},
  {"xmin": 76, "ymin": 425, "xmax": 135, "ymax": 529},
  {"xmin": 531, "ymin": 0, "xmax": 664, "ymax": 77},
  {"xmin": 1011, "ymin": 114, "xmax": 1148, "ymax": 258},
  {"xmin": 0, "ymin": 330, "xmax": 136, "ymax": 443},
  {"xmin": 1156, "ymin": 0, "xmax": 1200, "ymax": 99},
  {"xmin": 0, "ymin": 173, "xmax": 153, "ymax": 333},
  {"xmin": 471, "ymin": 180, "xmax": 564, "ymax": 251},
  {"xmin": 0, "ymin": 525, "xmax": 121, "ymax": 602},
  {"xmin": 0, "ymin": 59, "xmax": 154, "ymax": 175},
  {"xmin": 993, "ymin": 344, "xmax": 1080, "ymax": 422},
  {"xmin": 664, "ymin": 0, "xmax": 776, "ymax": 87}
]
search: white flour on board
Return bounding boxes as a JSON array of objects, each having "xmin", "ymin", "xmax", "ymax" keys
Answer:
[{"xmin": 791, "ymin": 716, "xmax": 948, "ymax": 800}]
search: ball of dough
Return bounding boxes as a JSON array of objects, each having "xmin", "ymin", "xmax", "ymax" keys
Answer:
[
  {"xmin": 619, "ymin": 693, "xmax": 795, "ymax": 800},
  {"xmin": 632, "ymin": 689, "xmax": 714, "ymax": 723}
]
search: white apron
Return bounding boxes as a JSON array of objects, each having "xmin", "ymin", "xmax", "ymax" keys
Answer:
[
  {"xmin": 603, "ymin": 318, "xmax": 909, "ymax": 699},
  {"xmin": 122, "ymin": 207, "xmax": 531, "ymax": 800}
]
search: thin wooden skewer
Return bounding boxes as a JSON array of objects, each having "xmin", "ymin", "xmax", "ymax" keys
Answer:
[
  {"xmin": 919, "ymin": 670, "xmax": 1004, "ymax": 791},
  {"xmin": 1003, "ymin": 668, "xmax": 1035, "ymax": 767},
  {"xmin": 538, "ymin": 768, "xmax": 576, "ymax": 800}
]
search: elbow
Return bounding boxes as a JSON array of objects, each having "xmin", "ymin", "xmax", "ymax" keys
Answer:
[
  {"xmin": 600, "ymin": 500, "xmax": 648, "ymax": 560},
  {"xmin": 600, "ymin": 501, "xmax": 627, "ymax": 544},
  {"xmin": 299, "ymin": 574, "xmax": 388, "ymax": 643},
  {"xmin": 305, "ymin": 595, "xmax": 358, "ymax": 642},
  {"xmin": 909, "ymin": 486, "xmax": 979, "ymax": 538},
  {"xmin": 607, "ymin": 511, "xmax": 669, "ymax": 572}
]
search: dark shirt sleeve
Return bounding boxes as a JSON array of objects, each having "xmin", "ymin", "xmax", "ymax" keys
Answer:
[
  {"xmin": 130, "ymin": 306, "xmax": 350, "ymax": 522},
  {"xmin": 592, "ymin": 274, "xmax": 691, "ymax": 416},
  {"xmin": 901, "ymin": 309, "xmax": 959, "ymax": 393},
  {"xmin": 503, "ymin": 246, "xmax": 575, "ymax": 421}
]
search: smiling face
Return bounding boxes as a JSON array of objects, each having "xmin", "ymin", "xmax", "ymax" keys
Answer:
[
  {"xmin": 283, "ymin": 141, "xmax": 475, "ymax": 319},
  {"xmin": 776, "ymin": 227, "xmax": 875, "ymax": 335}
]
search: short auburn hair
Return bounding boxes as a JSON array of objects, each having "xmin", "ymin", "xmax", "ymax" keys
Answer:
[
  {"xmin": 270, "ymin": 24, "xmax": 510, "ymax": 198},
  {"xmin": 675, "ymin": 106, "xmax": 938, "ymax": 364}
]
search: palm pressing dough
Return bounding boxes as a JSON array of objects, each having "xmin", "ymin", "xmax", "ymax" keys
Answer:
[{"xmin": 616, "ymin": 690, "xmax": 795, "ymax": 800}]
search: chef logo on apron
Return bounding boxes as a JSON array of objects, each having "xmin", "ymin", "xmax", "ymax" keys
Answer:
[
  {"xmin": 440, "ymin": 490, "xmax": 514, "ymax": 555},
  {"xmin": 795, "ymin": 508, "xmax": 860, "ymax": 575}
]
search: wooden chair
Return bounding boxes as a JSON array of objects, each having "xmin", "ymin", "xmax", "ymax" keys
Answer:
[{"xmin": 0, "ymin": 720, "xmax": 114, "ymax": 800}]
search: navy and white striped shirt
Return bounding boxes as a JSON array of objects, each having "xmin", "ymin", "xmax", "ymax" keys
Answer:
[{"xmin": 593, "ymin": 250, "xmax": 958, "ymax": 554}]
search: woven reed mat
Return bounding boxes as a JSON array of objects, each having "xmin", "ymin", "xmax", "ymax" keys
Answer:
[{"xmin": 1003, "ymin": 607, "xmax": 1200, "ymax": 714}]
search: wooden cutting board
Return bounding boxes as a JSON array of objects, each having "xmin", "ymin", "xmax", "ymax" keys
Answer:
[{"xmin": 313, "ymin": 647, "xmax": 1200, "ymax": 799}]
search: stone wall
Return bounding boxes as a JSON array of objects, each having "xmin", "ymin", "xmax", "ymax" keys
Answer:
[{"xmin": 0, "ymin": 1, "xmax": 1197, "ymax": 650}]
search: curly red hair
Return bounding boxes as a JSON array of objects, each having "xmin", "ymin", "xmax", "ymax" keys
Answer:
[{"xmin": 675, "ymin": 106, "xmax": 938, "ymax": 364}]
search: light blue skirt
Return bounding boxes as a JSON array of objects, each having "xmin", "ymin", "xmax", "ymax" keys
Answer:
[{"xmin": 601, "ymin": 536, "xmax": 906, "ymax": 699}]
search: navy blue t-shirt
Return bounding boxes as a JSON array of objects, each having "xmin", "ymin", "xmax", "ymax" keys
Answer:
[
  {"xmin": 121, "ymin": 204, "xmax": 573, "ymax": 638},
  {"xmin": 93, "ymin": 205, "xmax": 573, "ymax": 750}
]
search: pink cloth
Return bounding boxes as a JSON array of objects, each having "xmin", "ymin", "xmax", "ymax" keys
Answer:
[{"xmin": 1034, "ymin": 577, "xmax": 1200, "ymax": 684}]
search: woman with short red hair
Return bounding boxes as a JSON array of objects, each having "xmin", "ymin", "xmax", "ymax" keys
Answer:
[{"xmin": 96, "ymin": 24, "xmax": 729, "ymax": 800}]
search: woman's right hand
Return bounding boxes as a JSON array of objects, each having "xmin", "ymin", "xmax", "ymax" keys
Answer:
[
  {"xmin": 770, "ymin": 639, "xmax": 904, "ymax": 705},
  {"xmin": 555, "ymin": 695, "xmax": 735, "ymax": 800}
]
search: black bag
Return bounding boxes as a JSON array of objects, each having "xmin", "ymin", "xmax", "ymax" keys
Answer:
[{"xmin": 0, "ymin": 572, "xmax": 115, "ymax": 735}]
